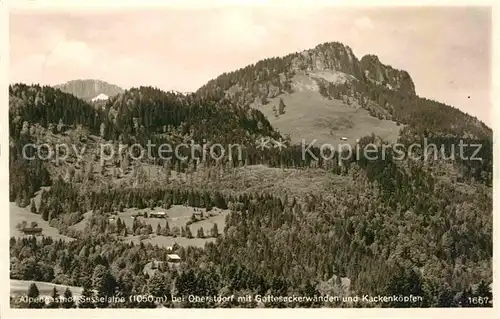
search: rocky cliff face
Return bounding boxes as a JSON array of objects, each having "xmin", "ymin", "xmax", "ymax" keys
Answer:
[
  {"xmin": 197, "ymin": 41, "xmax": 417, "ymax": 107},
  {"xmin": 360, "ymin": 54, "xmax": 416, "ymax": 96},
  {"xmin": 291, "ymin": 43, "xmax": 416, "ymax": 96},
  {"xmin": 290, "ymin": 42, "xmax": 364, "ymax": 80}
]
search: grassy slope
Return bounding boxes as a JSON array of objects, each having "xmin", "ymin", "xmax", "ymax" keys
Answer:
[
  {"xmin": 252, "ymin": 72, "xmax": 401, "ymax": 146},
  {"xmin": 71, "ymin": 205, "xmax": 230, "ymax": 248},
  {"xmin": 192, "ymin": 164, "xmax": 354, "ymax": 203},
  {"xmin": 10, "ymin": 188, "xmax": 74, "ymax": 242}
]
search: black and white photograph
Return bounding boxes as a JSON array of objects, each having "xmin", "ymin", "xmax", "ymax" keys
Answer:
[{"xmin": 3, "ymin": 0, "xmax": 496, "ymax": 315}]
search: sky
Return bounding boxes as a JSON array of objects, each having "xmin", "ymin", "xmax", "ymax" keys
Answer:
[{"xmin": 9, "ymin": 6, "xmax": 492, "ymax": 126}]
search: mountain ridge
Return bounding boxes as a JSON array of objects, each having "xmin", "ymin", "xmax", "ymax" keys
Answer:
[
  {"xmin": 196, "ymin": 42, "xmax": 416, "ymax": 100},
  {"xmin": 196, "ymin": 41, "xmax": 491, "ymax": 140},
  {"xmin": 45, "ymin": 41, "xmax": 491, "ymax": 141}
]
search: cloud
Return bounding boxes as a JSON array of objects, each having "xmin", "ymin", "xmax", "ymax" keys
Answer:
[
  {"xmin": 44, "ymin": 40, "xmax": 95, "ymax": 68},
  {"xmin": 354, "ymin": 16, "xmax": 374, "ymax": 30},
  {"xmin": 206, "ymin": 9, "xmax": 268, "ymax": 49},
  {"xmin": 9, "ymin": 53, "xmax": 46, "ymax": 85}
]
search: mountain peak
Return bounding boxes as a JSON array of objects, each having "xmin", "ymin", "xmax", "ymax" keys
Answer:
[
  {"xmin": 196, "ymin": 40, "xmax": 490, "ymax": 141},
  {"xmin": 289, "ymin": 42, "xmax": 362, "ymax": 78},
  {"xmin": 297, "ymin": 42, "xmax": 416, "ymax": 96},
  {"xmin": 198, "ymin": 41, "xmax": 416, "ymax": 104},
  {"xmin": 360, "ymin": 54, "xmax": 416, "ymax": 95}
]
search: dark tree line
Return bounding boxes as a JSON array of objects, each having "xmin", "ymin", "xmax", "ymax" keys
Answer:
[
  {"xmin": 9, "ymin": 84, "xmax": 101, "ymax": 139},
  {"xmin": 316, "ymin": 79, "xmax": 491, "ymax": 140}
]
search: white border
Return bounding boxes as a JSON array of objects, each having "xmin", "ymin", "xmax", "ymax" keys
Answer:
[{"xmin": 1, "ymin": 1, "xmax": 498, "ymax": 319}]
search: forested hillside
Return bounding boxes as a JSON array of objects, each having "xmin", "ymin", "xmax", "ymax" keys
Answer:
[{"xmin": 9, "ymin": 41, "xmax": 493, "ymax": 309}]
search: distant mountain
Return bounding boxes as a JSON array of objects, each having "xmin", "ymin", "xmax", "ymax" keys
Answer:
[{"xmin": 54, "ymin": 79, "xmax": 124, "ymax": 101}]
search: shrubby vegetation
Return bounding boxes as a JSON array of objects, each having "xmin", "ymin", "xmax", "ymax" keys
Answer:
[{"xmin": 10, "ymin": 163, "xmax": 492, "ymax": 307}]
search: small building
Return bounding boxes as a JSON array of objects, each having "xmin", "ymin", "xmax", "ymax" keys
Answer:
[
  {"xmin": 149, "ymin": 211, "xmax": 167, "ymax": 218},
  {"xmin": 167, "ymin": 254, "xmax": 181, "ymax": 263},
  {"xmin": 21, "ymin": 227, "xmax": 43, "ymax": 235}
]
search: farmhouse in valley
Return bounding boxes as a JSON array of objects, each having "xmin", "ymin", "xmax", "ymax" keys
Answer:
[
  {"xmin": 21, "ymin": 227, "xmax": 43, "ymax": 235},
  {"xmin": 149, "ymin": 211, "xmax": 167, "ymax": 218},
  {"xmin": 167, "ymin": 254, "xmax": 181, "ymax": 263}
]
